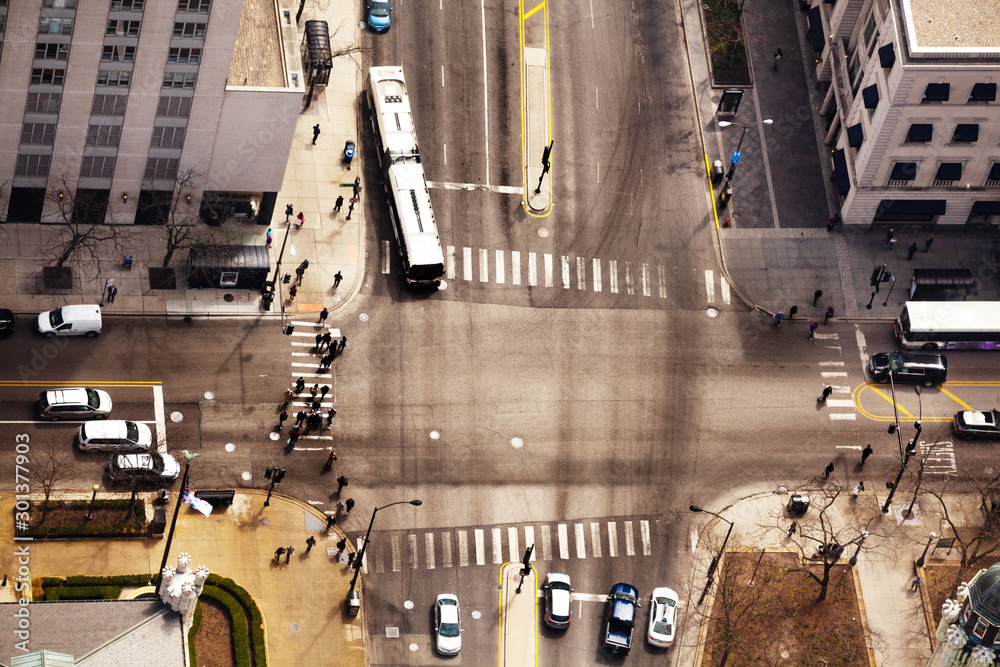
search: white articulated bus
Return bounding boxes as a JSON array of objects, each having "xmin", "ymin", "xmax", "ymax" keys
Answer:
[
  {"xmin": 367, "ymin": 66, "xmax": 444, "ymax": 287},
  {"xmin": 895, "ymin": 301, "xmax": 1000, "ymax": 350}
]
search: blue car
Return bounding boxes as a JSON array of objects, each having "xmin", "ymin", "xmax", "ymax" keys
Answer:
[{"xmin": 367, "ymin": 0, "xmax": 391, "ymax": 31}]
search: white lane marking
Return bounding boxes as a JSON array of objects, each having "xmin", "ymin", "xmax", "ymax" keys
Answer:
[
  {"xmin": 721, "ymin": 276, "xmax": 731, "ymax": 304},
  {"xmin": 544, "ymin": 254, "xmax": 554, "ymax": 288},
  {"xmin": 609, "ymin": 260, "xmax": 618, "ymax": 294},
  {"xmin": 591, "ymin": 523, "xmax": 602, "ymax": 558},
  {"xmin": 382, "ymin": 240, "xmax": 391, "ymax": 274},
  {"xmin": 593, "ymin": 259, "xmax": 602, "ymax": 292},
  {"xmin": 821, "ymin": 372, "xmax": 849, "ymax": 378},
  {"xmin": 541, "ymin": 524, "xmax": 552, "ymax": 560},
  {"xmin": 492, "ymin": 527, "xmax": 502, "ymax": 564},
  {"xmin": 458, "ymin": 530, "xmax": 469, "ymax": 567},
  {"xmin": 508, "ymin": 526, "xmax": 519, "ymax": 564},
  {"xmin": 830, "ymin": 414, "xmax": 858, "ymax": 420},
  {"xmin": 625, "ymin": 261, "xmax": 634, "ymax": 295},
  {"xmin": 427, "ymin": 181, "xmax": 523, "ymax": 194},
  {"xmin": 425, "ymin": 533, "xmax": 436, "ymax": 570},
  {"xmin": 153, "ymin": 385, "xmax": 166, "ymax": 454},
  {"xmin": 528, "ymin": 252, "xmax": 538, "ymax": 286},
  {"xmin": 524, "ymin": 526, "xmax": 535, "ymax": 560},
  {"xmin": 819, "ymin": 361, "xmax": 845, "ymax": 366},
  {"xmin": 479, "ymin": 0, "xmax": 490, "ymax": 187},
  {"xmin": 441, "ymin": 64, "xmax": 445, "ymax": 86},
  {"xmin": 391, "ymin": 534, "xmax": 401, "ymax": 572},
  {"xmin": 495, "ymin": 249, "xmax": 505, "ymax": 284},
  {"xmin": 446, "ymin": 245, "xmax": 455, "ymax": 279},
  {"xmin": 558, "ymin": 524, "xmax": 569, "ymax": 559},
  {"xmin": 475, "ymin": 529, "xmax": 485, "ymax": 566},
  {"xmin": 511, "ymin": 251, "xmax": 521, "ymax": 285},
  {"xmin": 641, "ymin": 263, "xmax": 651, "ymax": 297},
  {"xmin": 561, "ymin": 255, "xmax": 570, "ymax": 289},
  {"xmin": 463, "ymin": 247, "xmax": 473, "ymax": 281},
  {"xmin": 608, "ymin": 522, "xmax": 618, "ymax": 557},
  {"xmin": 442, "ymin": 532, "xmax": 453, "ymax": 568},
  {"xmin": 825, "ymin": 399, "xmax": 855, "ymax": 408},
  {"xmin": 575, "ymin": 523, "xmax": 586, "ymax": 559},
  {"xmin": 577, "ymin": 257, "xmax": 586, "ymax": 289},
  {"xmin": 479, "ymin": 248, "xmax": 489, "ymax": 282},
  {"xmin": 640, "ymin": 520, "xmax": 651, "ymax": 556},
  {"xmin": 705, "ymin": 269, "xmax": 715, "ymax": 303},
  {"xmin": 814, "ymin": 333, "xmax": 839, "ymax": 340},
  {"xmin": 444, "ymin": 143, "xmax": 447, "ymax": 165},
  {"xmin": 658, "ymin": 265, "xmax": 667, "ymax": 299},
  {"xmin": 624, "ymin": 521, "xmax": 635, "ymax": 556},
  {"xmin": 408, "ymin": 534, "xmax": 419, "ymax": 570}
]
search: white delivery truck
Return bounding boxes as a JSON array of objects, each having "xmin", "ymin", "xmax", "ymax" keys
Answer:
[{"xmin": 36, "ymin": 304, "xmax": 102, "ymax": 337}]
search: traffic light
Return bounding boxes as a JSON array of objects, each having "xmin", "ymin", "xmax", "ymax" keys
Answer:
[{"xmin": 870, "ymin": 267, "xmax": 881, "ymax": 287}]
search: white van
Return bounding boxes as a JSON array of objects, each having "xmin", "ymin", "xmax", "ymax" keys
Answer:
[
  {"xmin": 76, "ymin": 420, "xmax": 152, "ymax": 452},
  {"xmin": 36, "ymin": 304, "xmax": 102, "ymax": 337}
]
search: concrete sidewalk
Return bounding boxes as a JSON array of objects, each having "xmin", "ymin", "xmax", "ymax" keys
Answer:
[{"xmin": 498, "ymin": 562, "xmax": 538, "ymax": 667}]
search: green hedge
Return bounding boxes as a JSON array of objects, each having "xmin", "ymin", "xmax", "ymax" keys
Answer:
[
  {"xmin": 207, "ymin": 574, "xmax": 266, "ymax": 666},
  {"xmin": 46, "ymin": 585, "xmax": 120, "ymax": 601},
  {"xmin": 21, "ymin": 500, "xmax": 147, "ymax": 538},
  {"xmin": 202, "ymin": 586, "xmax": 246, "ymax": 666},
  {"xmin": 188, "ymin": 602, "xmax": 203, "ymax": 665},
  {"xmin": 64, "ymin": 574, "xmax": 152, "ymax": 587}
]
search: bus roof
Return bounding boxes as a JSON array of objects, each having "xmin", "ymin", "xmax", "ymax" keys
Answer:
[
  {"xmin": 369, "ymin": 66, "xmax": 418, "ymax": 158},
  {"xmin": 386, "ymin": 161, "xmax": 443, "ymax": 264},
  {"xmin": 902, "ymin": 301, "xmax": 1000, "ymax": 333}
]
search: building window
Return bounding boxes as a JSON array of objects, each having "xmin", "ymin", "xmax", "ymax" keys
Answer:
[
  {"xmin": 26, "ymin": 92, "xmax": 62, "ymax": 113},
  {"xmin": 970, "ymin": 83, "xmax": 997, "ymax": 103},
  {"xmin": 151, "ymin": 126, "xmax": 187, "ymax": 148},
  {"xmin": 934, "ymin": 163, "xmax": 963, "ymax": 185},
  {"xmin": 156, "ymin": 96, "xmax": 192, "ymax": 118},
  {"xmin": 163, "ymin": 72, "xmax": 197, "ymax": 89},
  {"xmin": 106, "ymin": 20, "xmax": 141, "ymax": 37},
  {"xmin": 38, "ymin": 18, "xmax": 74, "ymax": 35},
  {"xmin": 145, "ymin": 158, "xmax": 179, "ymax": 180},
  {"xmin": 923, "ymin": 83, "xmax": 950, "ymax": 103},
  {"xmin": 92, "ymin": 94, "xmax": 127, "ymax": 115},
  {"xmin": 987, "ymin": 164, "xmax": 1000, "ymax": 188},
  {"xmin": 86, "ymin": 124, "xmax": 122, "ymax": 147},
  {"xmin": 906, "ymin": 124, "xmax": 933, "ymax": 143},
  {"xmin": 20, "ymin": 123, "xmax": 56, "ymax": 145},
  {"xmin": 889, "ymin": 162, "xmax": 918, "ymax": 185},
  {"xmin": 172, "ymin": 22, "xmax": 206, "ymax": 38},
  {"xmin": 97, "ymin": 71, "xmax": 131, "ymax": 87},
  {"xmin": 167, "ymin": 47, "xmax": 201, "ymax": 63},
  {"xmin": 15, "ymin": 154, "xmax": 51, "ymax": 177},
  {"xmin": 43, "ymin": 0, "xmax": 78, "ymax": 6},
  {"xmin": 177, "ymin": 0, "xmax": 211, "ymax": 11},
  {"xmin": 35, "ymin": 43, "xmax": 69, "ymax": 60},
  {"xmin": 102, "ymin": 45, "xmax": 136, "ymax": 62},
  {"xmin": 973, "ymin": 617, "xmax": 989, "ymax": 640},
  {"xmin": 111, "ymin": 0, "xmax": 145, "ymax": 8},
  {"xmin": 80, "ymin": 156, "xmax": 117, "ymax": 179},
  {"xmin": 31, "ymin": 68, "xmax": 65, "ymax": 85},
  {"xmin": 952, "ymin": 124, "xmax": 979, "ymax": 143}
]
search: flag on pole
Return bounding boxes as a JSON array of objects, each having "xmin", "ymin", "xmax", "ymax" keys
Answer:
[{"xmin": 184, "ymin": 491, "xmax": 213, "ymax": 517}]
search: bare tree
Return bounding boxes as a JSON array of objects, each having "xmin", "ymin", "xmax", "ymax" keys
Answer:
[
  {"xmin": 926, "ymin": 468, "xmax": 1000, "ymax": 590},
  {"xmin": 140, "ymin": 169, "xmax": 204, "ymax": 268},
  {"xmin": 35, "ymin": 438, "xmax": 74, "ymax": 506}
]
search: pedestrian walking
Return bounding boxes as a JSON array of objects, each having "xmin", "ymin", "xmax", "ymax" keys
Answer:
[
  {"xmin": 321, "ymin": 332, "xmax": 332, "ymax": 349},
  {"xmin": 336, "ymin": 538, "xmax": 347, "ymax": 555},
  {"xmin": 319, "ymin": 308, "xmax": 329, "ymax": 326},
  {"xmin": 347, "ymin": 553, "xmax": 356, "ymax": 568},
  {"xmin": 336, "ymin": 501, "xmax": 345, "ymax": 517},
  {"xmin": 824, "ymin": 306, "xmax": 834, "ymax": 323},
  {"xmin": 315, "ymin": 333, "xmax": 323, "ymax": 350},
  {"xmin": 772, "ymin": 47, "xmax": 783, "ymax": 68},
  {"xmin": 819, "ymin": 386, "xmax": 833, "ymax": 402},
  {"xmin": 824, "ymin": 461, "xmax": 835, "ymax": 479},
  {"xmin": 277, "ymin": 411, "xmax": 288, "ymax": 430},
  {"xmin": 298, "ymin": 259, "xmax": 310, "ymax": 277},
  {"xmin": 826, "ymin": 214, "xmax": 841, "ymax": 232},
  {"xmin": 345, "ymin": 498, "xmax": 355, "ymax": 515},
  {"xmin": 339, "ymin": 336, "xmax": 347, "ymax": 352},
  {"xmin": 274, "ymin": 546, "xmax": 286, "ymax": 563},
  {"xmin": 324, "ymin": 450, "xmax": 337, "ymax": 470},
  {"xmin": 288, "ymin": 427, "xmax": 301, "ymax": 447},
  {"xmin": 789, "ymin": 305, "xmax": 798, "ymax": 320},
  {"xmin": 911, "ymin": 576, "xmax": 921, "ymax": 591},
  {"xmin": 907, "ymin": 242, "xmax": 918, "ymax": 260},
  {"xmin": 924, "ymin": 238, "xmax": 934, "ymax": 253},
  {"xmin": 295, "ymin": 411, "xmax": 306, "ymax": 427},
  {"xmin": 334, "ymin": 271, "xmax": 343, "ymax": 289},
  {"xmin": 295, "ymin": 377, "xmax": 305, "ymax": 393},
  {"xmin": 306, "ymin": 536, "xmax": 316, "ymax": 553},
  {"xmin": 861, "ymin": 444, "xmax": 873, "ymax": 465},
  {"xmin": 773, "ymin": 311, "xmax": 784, "ymax": 326},
  {"xmin": 319, "ymin": 354, "xmax": 333, "ymax": 373},
  {"xmin": 312, "ymin": 124, "xmax": 320, "ymax": 145},
  {"xmin": 885, "ymin": 228, "xmax": 895, "ymax": 245},
  {"xmin": 320, "ymin": 385, "xmax": 330, "ymax": 400},
  {"xmin": 295, "ymin": 266, "xmax": 305, "ymax": 284},
  {"xmin": 787, "ymin": 521, "xmax": 797, "ymax": 537},
  {"xmin": 285, "ymin": 545, "xmax": 295, "ymax": 563},
  {"xmin": 813, "ymin": 289, "xmax": 823, "ymax": 306},
  {"xmin": 809, "ymin": 322, "xmax": 818, "ymax": 340},
  {"xmin": 295, "ymin": 211, "xmax": 305, "ymax": 228},
  {"xmin": 334, "ymin": 195, "xmax": 344, "ymax": 213},
  {"xmin": 308, "ymin": 385, "xmax": 317, "ymax": 400},
  {"xmin": 310, "ymin": 411, "xmax": 321, "ymax": 427},
  {"xmin": 325, "ymin": 515, "xmax": 336, "ymax": 531},
  {"xmin": 288, "ymin": 284, "xmax": 297, "ymax": 300},
  {"xmin": 283, "ymin": 389, "xmax": 294, "ymax": 406},
  {"xmin": 107, "ymin": 285, "xmax": 118, "ymax": 303},
  {"xmin": 327, "ymin": 407, "xmax": 338, "ymax": 425},
  {"xmin": 266, "ymin": 228, "xmax": 273, "ymax": 248},
  {"xmin": 285, "ymin": 204, "xmax": 294, "ymax": 221},
  {"xmin": 887, "ymin": 235, "xmax": 897, "ymax": 250},
  {"xmin": 337, "ymin": 475, "xmax": 348, "ymax": 493},
  {"xmin": 853, "ymin": 482, "xmax": 862, "ymax": 497}
]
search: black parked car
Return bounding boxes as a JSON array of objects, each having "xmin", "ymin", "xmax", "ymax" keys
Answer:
[
  {"xmin": 0, "ymin": 309, "xmax": 13, "ymax": 338},
  {"xmin": 953, "ymin": 410, "xmax": 1000, "ymax": 439}
]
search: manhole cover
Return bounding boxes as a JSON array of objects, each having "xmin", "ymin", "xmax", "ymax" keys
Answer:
[
  {"xmin": 409, "ymin": 644, "xmax": 419, "ymax": 652},
  {"xmin": 706, "ymin": 308, "xmax": 719, "ymax": 318},
  {"xmin": 472, "ymin": 610, "xmax": 482, "ymax": 620},
  {"xmin": 204, "ymin": 392, "xmax": 215, "ymax": 400},
  {"xmin": 429, "ymin": 430, "xmax": 440, "ymax": 440},
  {"xmin": 259, "ymin": 517, "xmax": 270, "ymax": 526},
  {"xmin": 333, "ymin": 295, "xmax": 342, "ymax": 302},
  {"xmin": 242, "ymin": 471, "xmax": 253, "ymax": 481},
  {"xmin": 385, "ymin": 627, "xmax": 400, "ymax": 638},
  {"xmin": 289, "ymin": 623, "xmax": 301, "ymax": 633},
  {"xmin": 224, "ymin": 294, "xmax": 235, "ymax": 303},
  {"xmin": 360, "ymin": 313, "xmax": 369, "ymax": 322},
  {"xmin": 537, "ymin": 227, "xmax": 549, "ymax": 238},
  {"xmin": 225, "ymin": 443, "xmax": 235, "ymax": 452},
  {"xmin": 511, "ymin": 437, "xmax": 524, "ymax": 449},
  {"xmin": 438, "ymin": 280, "xmax": 448, "ymax": 291},
  {"xmin": 269, "ymin": 432, "xmax": 280, "ymax": 441},
  {"xmin": 732, "ymin": 211, "xmax": 743, "ymax": 219},
  {"xmin": 170, "ymin": 411, "xmax": 184, "ymax": 422},
  {"xmin": 403, "ymin": 600, "xmax": 414, "ymax": 610}
]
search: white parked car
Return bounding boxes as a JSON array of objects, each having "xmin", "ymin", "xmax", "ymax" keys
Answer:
[
  {"xmin": 38, "ymin": 387, "xmax": 112, "ymax": 421},
  {"xmin": 647, "ymin": 587, "xmax": 678, "ymax": 647},
  {"xmin": 107, "ymin": 453, "xmax": 180, "ymax": 484},
  {"xmin": 543, "ymin": 572, "xmax": 573, "ymax": 628},
  {"xmin": 76, "ymin": 420, "xmax": 152, "ymax": 452},
  {"xmin": 433, "ymin": 593, "xmax": 462, "ymax": 655}
]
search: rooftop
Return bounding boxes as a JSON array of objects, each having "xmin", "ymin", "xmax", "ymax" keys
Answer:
[
  {"xmin": 903, "ymin": 0, "xmax": 1000, "ymax": 51},
  {"xmin": 229, "ymin": 0, "xmax": 287, "ymax": 87}
]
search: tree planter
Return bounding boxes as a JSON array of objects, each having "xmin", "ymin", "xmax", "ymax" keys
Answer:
[
  {"xmin": 148, "ymin": 267, "xmax": 177, "ymax": 290},
  {"xmin": 42, "ymin": 266, "xmax": 73, "ymax": 290}
]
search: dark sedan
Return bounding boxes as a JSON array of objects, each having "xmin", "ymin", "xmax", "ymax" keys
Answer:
[{"xmin": 954, "ymin": 410, "xmax": 1000, "ymax": 439}]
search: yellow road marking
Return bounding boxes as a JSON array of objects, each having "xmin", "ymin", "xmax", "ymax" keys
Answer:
[
  {"xmin": 523, "ymin": 0, "xmax": 545, "ymax": 19},
  {"xmin": 0, "ymin": 381, "xmax": 161, "ymax": 387},
  {"xmin": 866, "ymin": 385, "xmax": 915, "ymax": 418},
  {"xmin": 940, "ymin": 388, "xmax": 973, "ymax": 410}
]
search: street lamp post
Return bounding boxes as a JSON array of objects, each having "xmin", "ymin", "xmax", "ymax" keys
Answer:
[
  {"xmin": 348, "ymin": 499, "xmax": 422, "ymax": 599},
  {"xmin": 747, "ymin": 547, "xmax": 766, "ymax": 587},
  {"xmin": 718, "ymin": 119, "xmax": 773, "ymax": 183},
  {"xmin": 156, "ymin": 451, "xmax": 199, "ymax": 593},
  {"xmin": 85, "ymin": 484, "xmax": 100, "ymax": 521},
  {"xmin": 916, "ymin": 532, "xmax": 937, "ymax": 567},
  {"xmin": 691, "ymin": 505, "xmax": 734, "ymax": 605},
  {"xmin": 849, "ymin": 530, "xmax": 869, "ymax": 566}
]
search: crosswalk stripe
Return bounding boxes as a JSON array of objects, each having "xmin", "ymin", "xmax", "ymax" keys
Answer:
[
  {"xmin": 575, "ymin": 523, "xmax": 586, "ymax": 559},
  {"xmin": 408, "ymin": 534, "xmax": 419, "ymax": 569},
  {"xmin": 593, "ymin": 259, "xmax": 602, "ymax": 292},
  {"xmin": 821, "ymin": 372, "xmax": 849, "ymax": 378},
  {"xmin": 640, "ymin": 520, "xmax": 651, "ymax": 556},
  {"xmin": 624, "ymin": 521, "xmax": 635, "ymax": 556},
  {"xmin": 625, "ymin": 262, "xmax": 634, "ymax": 295},
  {"xmin": 442, "ymin": 532, "xmax": 453, "ymax": 568},
  {"xmin": 475, "ymin": 529, "xmax": 485, "ymax": 566},
  {"xmin": 819, "ymin": 361, "xmax": 845, "ymax": 366},
  {"xmin": 658, "ymin": 265, "xmax": 667, "ymax": 299},
  {"xmin": 705, "ymin": 269, "xmax": 715, "ymax": 303},
  {"xmin": 825, "ymin": 399, "xmax": 855, "ymax": 408},
  {"xmin": 591, "ymin": 523, "xmax": 602, "ymax": 558},
  {"xmin": 608, "ymin": 522, "xmax": 618, "ymax": 557},
  {"xmin": 576, "ymin": 257, "xmax": 586, "ymax": 290},
  {"xmin": 609, "ymin": 261, "xmax": 618, "ymax": 293},
  {"xmin": 425, "ymin": 533, "xmax": 436, "ymax": 570},
  {"xmin": 391, "ymin": 534, "xmax": 401, "ymax": 572},
  {"xmin": 544, "ymin": 254, "xmax": 554, "ymax": 288},
  {"xmin": 830, "ymin": 414, "xmax": 857, "ymax": 420},
  {"xmin": 641, "ymin": 263, "xmax": 651, "ymax": 297},
  {"xmin": 721, "ymin": 276, "xmax": 731, "ymax": 304},
  {"xmin": 492, "ymin": 527, "xmax": 502, "ymax": 564},
  {"xmin": 524, "ymin": 526, "xmax": 536, "ymax": 559},
  {"xmin": 479, "ymin": 248, "xmax": 489, "ymax": 282},
  {"xmin": 458, "ymin": 530, "xmax": 469, "ymax": 567},
  {"xmin": 528, "ymin": 252, "xmax": 538, "ymax": 286},
  {"xmin": 511, "ymin": 251, "xmax": 521, "ymax": 286},
  {"xmin": 382, "ymin": 240, "xmax": 391, "ymax": 274},
  {"xmin": 495, "ymin": 249, "xmax": 505, "ymax": 284},
  {"xmin": 508, "ymin": 526, "xmax": 519, "ymax": 564},
  {"xmin": 814, "ymin": 333, "xmax": 839, "ymax": 340},
  {"xmin": 446, "ymin": 245, "xmax": 455, "ymax": 279},
  {"xmin": 561, "ymin": 255, "xmax": 570, "ymax": 289},
  {"xmin": 463, "ymin": 247, "xmax": 472, "ymax": 281},
  {"xmin": 541, "ymin": 525, "xmax": 552, "ymax": 560},
  {"xmin": 558, "ymin": 524, "xmax": 569, "ymax": 559}
]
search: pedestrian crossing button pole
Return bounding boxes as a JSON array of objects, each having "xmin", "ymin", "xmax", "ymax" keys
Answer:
[{"xmin": 717, "ymin": 119, "xmax": 772, "ymax": 184}]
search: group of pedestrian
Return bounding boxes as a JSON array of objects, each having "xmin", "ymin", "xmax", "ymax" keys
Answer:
[
  {"xmin": 317, "ymin": 335, "xmax": 347, "ymax": 372},
  {"xmin": 274, "ymin": 544, "xmax": 296, "ymax": 564},
  {"xmin": 279, "ymin": 378, "xmax": 337, "ymax": 443}
]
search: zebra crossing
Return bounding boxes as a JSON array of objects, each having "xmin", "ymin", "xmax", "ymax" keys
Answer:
[
  {"xmin": 283, "ymin": 319, "xmax": 342, "ymax": 447},
  {"xmin": 355, "ymin": 518, "xmax": 654, "ymax": 575},
  {"xmin": 815, "ymin": 332, "xmax": 857, "ymax": 421},
  {"xmin": 380, "ymin": 240, "xmax": 733, "ymax": 304}
]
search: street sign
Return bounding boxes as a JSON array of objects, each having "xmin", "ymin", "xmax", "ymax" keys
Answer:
[{"xmin": 730, "ymin": 151, "xmax": 742, "ymax": 165}]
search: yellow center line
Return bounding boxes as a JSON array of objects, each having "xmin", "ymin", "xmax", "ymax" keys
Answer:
[
  {"xmin": 0, "ymin": 381, "xmax": 162, "ymax": 387},
  {"xmin": 939, "ymin": 388, "xmax": 973, "ymax": 411}
]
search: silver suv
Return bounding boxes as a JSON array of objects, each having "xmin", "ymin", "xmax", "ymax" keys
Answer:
[
  {"xmin": 38, "ymin": 388, "xmax": 112, "ymax": 421},
  {"xmin": 76, "ymin": 420, "xmax": 152, "ymax": 452}
]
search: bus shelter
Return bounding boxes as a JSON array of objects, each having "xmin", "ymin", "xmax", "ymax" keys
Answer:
[
  {"xmin": 301, "ymin": 21, "xmax": 332, "ymax": 87},
  {"xmin": 908, "ymin": 269, "xmax": 975, "ymax": 301},
  {"xmin": 187, "ymin": 245, "xmax": 269, "ymax": 290}
]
